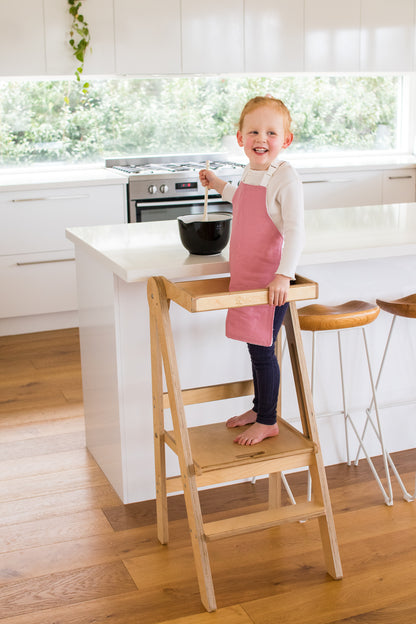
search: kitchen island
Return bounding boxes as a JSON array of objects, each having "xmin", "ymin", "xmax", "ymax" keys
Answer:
[{"xmin": 67, "ymin": 203, "xmax": 416, "ymax": 503}]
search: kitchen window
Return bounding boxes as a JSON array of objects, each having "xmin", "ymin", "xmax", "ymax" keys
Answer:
[{"xmin": 0, "ymin": 74, "xmax": 413, "ymax": 168}]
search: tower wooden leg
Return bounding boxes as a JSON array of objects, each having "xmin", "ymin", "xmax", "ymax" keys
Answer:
[
  {"xmin": 284, "ymin": 302, "xmax": 343, "ymax": 580},
  {"xmin": 182, "ymin": 471, "xmax": 217, "ymax": 612},
  {"xmin": 309, "ymin": 462, "xmax": 343, "ymax": 579},
  {"xmin": 149, "ymin": 300, "xmax": 169, "ymax": 544},
  {"xmin": 268, "ymin": 472, "xmax": 282, "ymax": 509},
  {"xmin": 148, "ymin": 277, "xmax": 217, "ymax": 611}
]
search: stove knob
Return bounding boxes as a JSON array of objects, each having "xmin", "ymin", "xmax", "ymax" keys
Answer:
[
  {"xmin": 160, "ymin": 184, "xmax": 169, "ymax": 194},
  {"xmin": 148, "ymin": 184, "xmax": 157, "ymax": 194}
]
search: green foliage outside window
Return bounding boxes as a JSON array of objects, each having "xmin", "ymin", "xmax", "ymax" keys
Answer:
[{"xmin": 0, "ymin": 75, "xmax": 400, "ymax": 167}]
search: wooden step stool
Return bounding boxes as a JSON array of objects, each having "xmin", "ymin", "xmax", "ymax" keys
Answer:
[{"xmin": 147, "ymin": 274, "xmax": 343, "ymax": 612}]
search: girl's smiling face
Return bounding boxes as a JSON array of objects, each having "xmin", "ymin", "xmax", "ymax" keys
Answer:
[{"xmin": 237, "ymin": 105, "xmax": 293, "ymax": 170}]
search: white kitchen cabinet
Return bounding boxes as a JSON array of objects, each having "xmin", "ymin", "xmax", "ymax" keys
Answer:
[
  {"xmin": 244, "ymin": 0, "xmax": 304, "ymax": 72},
  {"xmin": 181, "ymin": 0, "xmax": 244, "ymax": 73},
  {"xmin": 304, "ymin": 0, "xmax": 361, "ymax": 72},
  {"xmin": 0, "ymin": 184, "xmax": 126, "ymax": 320},
  {"xmin": 360, "ymin": 0, "xmax": 415, "ymax": 71},
  {"xmin": 301, "ymin": 170, "xmax": 383, "ymax": 211},
  {"xmin": 0, "ymin": 252, "xmax": 78, "ymax": 318},
  {"xmin": 0, "ymin": 186, "xmax": 125, "ymax": 255},
  {"xmin": 382, "ymin": 169, "xmax": 416, "ymax": 203},
  {"xmin": 114, "ymin": 0, "xmax": 181, "ymax": 74},
  {"xmin": 0, "ymin": 0, "xmax": 46, "ymax": 75},
  {"xmin": 44, "ymin": 0, "xmax": 116, "ymax": 76}
]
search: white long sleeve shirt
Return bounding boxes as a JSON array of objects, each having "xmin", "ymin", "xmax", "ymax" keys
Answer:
[{"xmin": 222, "ymin": 160, "xmax": 305, "ymax": 279}]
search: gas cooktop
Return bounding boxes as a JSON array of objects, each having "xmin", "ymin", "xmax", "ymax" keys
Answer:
[
  {"xmin": 105, "ymin": 154, "xmax": 245, "ymax": 178},
  {"xmin": 112, "ymin": 160, "xmax": 244, "ymax": 176}
]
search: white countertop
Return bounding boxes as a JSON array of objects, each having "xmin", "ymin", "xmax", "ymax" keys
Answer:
[
  {"xmin": 66, "ymin": 203, "xmax": 416, "ymax": 283},
  {"xmin": 0, "ymin": 165, "xmax": 127, "ymax": 191}
]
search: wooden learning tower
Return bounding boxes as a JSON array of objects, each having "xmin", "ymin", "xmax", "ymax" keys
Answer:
[{"xmin": 147, "ymin": 275, "xmax": 343, "ymax": 612}]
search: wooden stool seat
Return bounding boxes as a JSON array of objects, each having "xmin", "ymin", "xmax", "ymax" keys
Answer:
[
  {"xmin": 298, "ymin": 300, "xmax": 380, "ymax": 332},
  {"xmin": 376, "ymin": 294, "xmax": 416, "ymax": 319}
]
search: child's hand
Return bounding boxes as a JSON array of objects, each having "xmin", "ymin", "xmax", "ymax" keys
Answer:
[
  {"xmin": 199, "ymin": 169, "xmax": 227, "ymax": 194},
  {"xmin": 268, "ymin": 274, "xmax": 290, "ymax": 307}
]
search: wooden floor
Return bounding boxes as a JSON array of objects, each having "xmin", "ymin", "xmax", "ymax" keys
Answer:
[{"xmin": 1, "ymin": 328, "xmax": 416, "ymax": 624}]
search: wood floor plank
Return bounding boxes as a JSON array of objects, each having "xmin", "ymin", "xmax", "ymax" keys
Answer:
[
  {"xmin": 0, "ymin": 509, "xmax": 113, "ymax": 554},
  {"xmin": 0, "ymin": 429, "xmax": 85, "ymax": 463},
  {"xmin": 328, "ymin": 592, "xmax": 416, "ymax": 623},
  {"xmin": 0, "ymin": 415, "xmax": 85, "ymax": 444},
  {"xmin": 0, "ymin": 561, "xmax": 137, "ymax": 619},
  {"xmin": 0, "ymin": 484, "xmax": 121, "ymax": 527},
  {"xmin": 0, "ymin": 590, "xmax": 205, "ymax": 624},
  {"xmin": 0, "ymin": 464, "xmax": 108, "ymax": 503},
  {"xmin": 0, "ymin": 519, "xmax": 191, "ymax": 589},
  {"xmin": 240, "ymin": 529, "xmax": 416, "ymax": 624},
  {"xmin": 154, "ymin": 605, "xmax": 253, "ymax": 624},
  {"xmin": 0, "ymin": 403, "xmax": 83, "ymax": 429},
  {"xmin": 0, "ymin": 448, "xmax": 95, "ymax": 481}
]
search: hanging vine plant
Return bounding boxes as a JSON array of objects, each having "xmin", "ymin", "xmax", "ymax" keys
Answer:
[{"xmin": 67, "ymin": 0, "xmax": 91, "ymax": 94}]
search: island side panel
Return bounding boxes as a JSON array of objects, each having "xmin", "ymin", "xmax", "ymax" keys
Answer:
[{"xmin": 74, "ymin": 247, "xmax": 125, "ymax": 501}]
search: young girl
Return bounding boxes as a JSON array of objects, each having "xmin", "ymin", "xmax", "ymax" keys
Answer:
[{"xmin": 199, "ymin": 96, "xmax": 304, "ymax": 446}]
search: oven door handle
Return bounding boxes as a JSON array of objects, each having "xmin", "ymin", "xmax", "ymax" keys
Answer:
[{"xmin": 136, "ymin": 197, "xmax": 228, "ymax": 209}]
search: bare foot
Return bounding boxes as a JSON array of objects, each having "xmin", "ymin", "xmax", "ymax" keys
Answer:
[
  {"xmin": 233, "ymin": 422, "xmax": 279, "ymax": 446},
  {"xmin": 226, "ymin": 409, "xmax": 257, "ymax": 429}
]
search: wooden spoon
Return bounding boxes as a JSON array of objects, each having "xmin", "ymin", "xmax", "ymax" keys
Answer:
[{"xmin": 203, "ymin": 160, "xmax": 209, "ymax": 221}]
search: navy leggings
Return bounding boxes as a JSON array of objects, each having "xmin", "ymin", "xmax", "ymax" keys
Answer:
[{"xmin": 248, "ymin": 303, "xmax": 288, "ymax": 426}]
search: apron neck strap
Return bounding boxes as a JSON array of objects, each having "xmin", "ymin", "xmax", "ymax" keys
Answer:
[{"xmin": 260, "ymin": 161, "xmax": 280, "ymax": 187}]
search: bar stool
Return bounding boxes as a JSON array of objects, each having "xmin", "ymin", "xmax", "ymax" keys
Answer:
[
  {"xmin": 296, "ymin": 300, "xmax": 399, "ymax": 506},
  {"xmin": 364, "ymin": 294, "xmax": 416, "ymax": 502}
]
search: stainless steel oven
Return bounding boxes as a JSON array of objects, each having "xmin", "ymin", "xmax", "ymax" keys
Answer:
[
  {"xmin": 134, "ymin": 192, "xmax": 232, "ymax": 223},
  {"xmin": 105, "ymin": 153, "xmax": 244, "ymax": 222}
]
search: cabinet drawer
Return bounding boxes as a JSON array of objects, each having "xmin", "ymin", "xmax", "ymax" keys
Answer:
[
  {"xmin": 382, "ymin": 170, "xmax": 416, "ymax": 204},
  {"xmin": 301, "ymin": 171, "xmax": 383, "ymax": 210},
  {"xmin": 0, "ymin": 184, "xmax": 126, "ymax": 256},
  {"xmin": 0, "ymin": 251, "xmax": 78, "ymax": 318}
]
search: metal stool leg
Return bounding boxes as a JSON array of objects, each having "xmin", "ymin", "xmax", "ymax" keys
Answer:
[
  {"xmin": 337, "ymin": 330, "xmax": 351, "ymax": 466},
  {"xmin": 362, "ymin": 315, "xmax": 415, "ymax": 502},
  {"xmin": 343, "ymin": 327, "xmax": 394, "ymax": 505}
]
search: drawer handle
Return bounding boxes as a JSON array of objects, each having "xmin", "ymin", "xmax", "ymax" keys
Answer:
[
  {"xmin": 302, "ymin": 180, "xmax": 329, "ymax": 184},
  {"xmin": 388, "ymin": 175, "xmax": 413, "ymax": 180},
  {"xmin": 302, "ymin": 179, "xmax": 353, "ymax": 184},
  {"xmin": 16, "ymin": 257, "xmax": 75, "ymax": 266},
  {"xmin": 10, "ymin": 194, "xmax": 90, "ymax": 203}
]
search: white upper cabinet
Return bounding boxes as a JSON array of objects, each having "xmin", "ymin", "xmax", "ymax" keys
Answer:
[
  {"xmin": 181, "ymin": 0, "xmax": 244, "ymax": 73},
  {"xmin": 305, "ymin": 0, "xmax": 361, "ymax": 71},
  {"xmin": 114, "ymin": 0, "xmax": 181, "ymax": 74},
  {"xmin": 360, "ymin": 0, "xmax": 415, "ymax": 71},
  {"xmin": 0, "ymin": 0, "xmax": 46, "ymax": 75},
  {"xmin": 44, "ymin": 0, "xmax": 116, "ymax": 76},
  {"xmin": 2, "ymin": 0, "xmax": 416, "ymax": 78},
  {"xmin": 245, "ymin": 0, "xmax": 304, "ymax": 72}
]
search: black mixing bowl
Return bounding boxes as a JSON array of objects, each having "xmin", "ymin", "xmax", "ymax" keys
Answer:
[{"xmin": 177, "ymin": 213, "xmax": 232, "ymax": 255}]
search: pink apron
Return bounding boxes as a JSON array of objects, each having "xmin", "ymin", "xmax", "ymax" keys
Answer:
[{"xmin": 226, "ymin": 165, "xmax": 283, "ymax": 347}]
